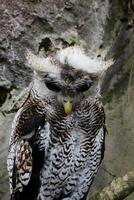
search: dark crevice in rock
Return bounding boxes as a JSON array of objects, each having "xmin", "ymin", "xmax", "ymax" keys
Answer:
[
  {"xmin": 38, "ymin": 37, "xmax": 53, "ymax": 54},
  {"xmin": 0, "ymin": 87, "xmax": 10, "ymax": 107}
]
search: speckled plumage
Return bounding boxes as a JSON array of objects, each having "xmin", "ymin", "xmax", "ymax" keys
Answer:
[
  {"xmin": 7, "ymin": 46, "xmax": 110, "ymax": 200},
  {"xmin": 37, "ymin": 98, "xmax": 106, "ymax": 200}
]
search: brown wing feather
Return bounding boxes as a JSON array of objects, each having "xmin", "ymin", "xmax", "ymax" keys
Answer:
[{"xmin": 7, "ymin": 92, "xmax": 46, "ymax": 196}]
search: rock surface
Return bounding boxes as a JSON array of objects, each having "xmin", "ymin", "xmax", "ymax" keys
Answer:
[{"xmin": 0, "ymin": 0, "xmax": 134, "ymax": 199}]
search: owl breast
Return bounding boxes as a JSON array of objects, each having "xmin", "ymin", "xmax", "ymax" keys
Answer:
[{"xmin": 37, "ymin": 98, "xmax": 105, "ymax": 200}]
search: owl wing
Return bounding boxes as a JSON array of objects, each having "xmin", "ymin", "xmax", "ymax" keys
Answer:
[
  {"xmin": 7, "ymin": 93, "xmax": 46, "ymax": 200},
  {"xmin": 69, "ymin": 102, "xmax": 107, "ymax": 200},
  {"xmin": 83, "ymin": 104, "xmax": 107, "ymax": 197}
]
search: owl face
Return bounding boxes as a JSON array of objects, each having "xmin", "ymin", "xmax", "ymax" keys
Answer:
[
  {"xmin": 27, "ymin": 46, "xmax": 112, "ymax": 114},
  {"xmin": 35, "ymin": 68, "xmax": 94, "ymax": 114}
]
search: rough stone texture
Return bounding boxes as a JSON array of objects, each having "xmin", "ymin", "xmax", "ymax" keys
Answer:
[
  {"xmin": 89, "ymin": 171, "xmax": 134, "ymax": 200},
  {"xmin": 0, "ymin": 0, "xmax": 134, "ymax": 200}
]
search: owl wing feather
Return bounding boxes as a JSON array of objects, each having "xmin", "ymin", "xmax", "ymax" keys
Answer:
[
  {"xmin": 62, "ymin": 102, "xmax": 106, "ymax": 200},
  {"xmin": 7, "ymin": 93, "xmax": 46, "ymax": 200}
]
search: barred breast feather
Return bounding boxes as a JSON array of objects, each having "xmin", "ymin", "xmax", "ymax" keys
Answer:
[
  {"xmin": 37, "ymin": 97, "xmax": 106, "ymax": 200},
  {"xmin": 7, "ymin": 91, "xmax": 106, "ymax": 200}
]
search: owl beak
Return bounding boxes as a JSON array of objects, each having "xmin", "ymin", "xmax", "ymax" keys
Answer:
[{"xmin": 63, "ymin": 97, "xmax": 73, "ymax": 114}]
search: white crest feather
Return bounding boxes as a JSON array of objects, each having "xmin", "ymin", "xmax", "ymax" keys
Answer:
[
  {"xmin": 26, "ymin": 50, "xmax": 60, "ymax": 74},
  {"xmin": 57, "ymin": 46, "xmax": 113, "ymax": 75},
  {"xmin": 26, "ymin": 47, "xmax": 113, "ymax": 75}
]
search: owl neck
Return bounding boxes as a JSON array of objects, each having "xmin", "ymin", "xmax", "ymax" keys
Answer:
[{"xmin": 32, "ymin": 76, "xmax": 49, "ymax": 100}]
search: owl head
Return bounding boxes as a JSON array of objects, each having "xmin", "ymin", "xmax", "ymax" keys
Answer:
[{"xmin": 27, "ymin": 46, "xmax": 113, "ymax": 114}]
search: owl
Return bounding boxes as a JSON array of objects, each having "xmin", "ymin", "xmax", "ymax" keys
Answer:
[{"xmin": 7, "ymin": 46, "xmax": 112, "ymax": 200}]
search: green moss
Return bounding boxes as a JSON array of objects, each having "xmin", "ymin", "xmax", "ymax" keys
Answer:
[
  {"xmin": 67, "ymin": 36, "xmax": 78, "ymax": 45},
  {"xmin": 61, "ymin": 29, "xmax": 79, "ymax": 46}
]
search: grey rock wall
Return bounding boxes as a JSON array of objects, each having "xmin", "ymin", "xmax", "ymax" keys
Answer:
[{"xmin": 0, "ymin": 0, "xmax": 134, "ymax": 199}]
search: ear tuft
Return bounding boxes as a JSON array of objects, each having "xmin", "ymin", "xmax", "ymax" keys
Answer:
[
  {"xmin": 57, "ymin": 46, "xmax": 114, "ymax": 75},
  {"xmin": 26, "ymin": 49, "xmax": 60, "ymax": 74}
]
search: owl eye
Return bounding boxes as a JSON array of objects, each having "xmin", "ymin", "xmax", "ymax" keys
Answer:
[
  {"xmin": 76, "ymin": 81, "xmax": 93, "ymax": 92},
  {"xmin": 45, "ymin": 81, "xmax": 61, "ymax": 92}
]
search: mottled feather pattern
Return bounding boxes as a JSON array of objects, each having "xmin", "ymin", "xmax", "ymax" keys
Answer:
[
  {"xmin": 7, "ymin": 140, "xmax": 32, "ymax": 195},
  {"xmin": 37, "ymin": 97, "xmax": 106, "ymax": 200},
  {"xmin": 7, "ymin": 91, "xmax": 106, "ymax": 200},
  {"xmin": 7, "ymin": 91, "xmax": 47, "ymax": 195},
  {"xmin": 15, "ymin": 140, "xmax": 32, "ymax": 191}
]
